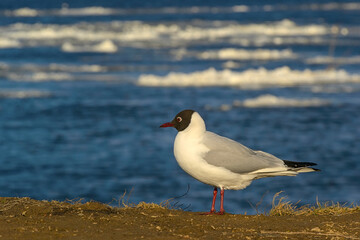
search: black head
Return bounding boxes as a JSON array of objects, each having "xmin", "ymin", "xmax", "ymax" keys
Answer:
[{"xmin": 160, "ymin": 109, "xmax": 195, "ymax": 132}]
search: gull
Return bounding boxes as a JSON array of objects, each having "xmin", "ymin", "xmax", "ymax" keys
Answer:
[{"xmin": 160, "ymin": 109, "xmax": 319, "ymax": 215}]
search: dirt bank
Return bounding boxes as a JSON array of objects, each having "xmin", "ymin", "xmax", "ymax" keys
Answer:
[{"xmin": 0, "ymin": 197, "xmax": 359, "ymax": 239}]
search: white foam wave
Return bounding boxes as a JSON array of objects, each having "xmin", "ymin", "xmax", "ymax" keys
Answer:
[
  {"xmin": 205, "ymin": 94, "xmax": 330, "ymax": 111},
  {"xmin": 3, "ymin": 5, "xmax": 249, "ymax": 18},
  {"xmin": 0, "ymin": 90, "xmax": 52, "ymax": 98},
  {"xmin": 232, "ymin": 36, "xmax": 329, "ymax": 47},
  {"xmin": 8, "ymin": 73, "xmax": 74, "ymax": 82},
  {"xmin": 0, "ymin": 62, "xmax": 105, "ymax": 73},
  {"xmin": 310, "ymin": 85, "xmax": 360, "ymax": 93},
  {"xmin": 234, "ymin": 94, "xmax": 330, "ymax": 108},
  {"xmin": 137, "ymin": 66, "xmax": 360, "ymax": 88},
  {"xmin": 1, "ymin": 21, "xmax": 167, "ymax": 47},
  {"xmin": 3, "ymin": 3, "xmax": 360, "ymax": 18},
  {"xmin": 58, "ymin": 7, "xmax": 117, "ymax": 16},
  {"xmin": 0, "ymin": 6, "xmax": 224, "ymax": 17},
  {"xmin": 12, "ymin": 7, "xmax": 38, "ymax": 17},
  {"xmin": 175, "ymin": 48, "xmax": 297, "ymax": 60},
  {"xmin": 47, "ymin": 64, "xmax": 105, "ymax": 72},
  {"xmin": 3, "ymin": 7, "xmax": 117, "ymax": 17},
  {"xmin": 61, "ymin": 40, "xmax": 118, "ymax": 53},
  {"xmin": 6, "ymin": 72, "xmax": 122, "ymax": 82},
  {"xmin": 301, "ymin": 2, "xmax": 360, "ymax": 11},
  {"xmin": 174, "ymin": 19, "xmax": 327, "ymax": 41},
  {"xmin": 222, "ymin": 61, "xmax": 243, "ymax": 69},
  {"xmin": 306, "ymin": 56, "xmax": 360, "ymax": 65},
  {"xmin": 0, "ymin": 6, "xmax": 251, "ymax": 18},
  {"xmin": 0, "ymin": 20, "xmax": 329, "ymax": 49},
  {"xmin": 0, "ymin": 38, "xmax": 21, "ymax": 48}
]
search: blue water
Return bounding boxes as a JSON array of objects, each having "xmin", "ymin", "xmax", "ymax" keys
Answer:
[{"xmin": 0, "ymin": 0, "xmax": 359, "ymax": 214}]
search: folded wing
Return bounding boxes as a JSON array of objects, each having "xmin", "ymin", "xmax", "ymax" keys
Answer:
[{"xmin": 202, "ymin": 131, "xmax": 286, "ymax": 174}]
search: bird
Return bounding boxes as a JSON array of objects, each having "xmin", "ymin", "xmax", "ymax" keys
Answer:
[{"xmin": 160, "ymin": 109, "xmax": 319, "ymax": 215}]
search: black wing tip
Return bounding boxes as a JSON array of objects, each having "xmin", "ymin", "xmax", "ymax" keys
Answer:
[
  {"xmin": 311, "ymin": 168, "xmax": 321, "ymax": 172},
  {"xmin": 283, "ymin": 160, "xmax": 318, "ymax": 168}
]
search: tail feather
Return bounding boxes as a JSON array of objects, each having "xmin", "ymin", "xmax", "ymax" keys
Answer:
[{"xmin": 283, "ymin": 160, "xmax": 320, "ymax": 172}]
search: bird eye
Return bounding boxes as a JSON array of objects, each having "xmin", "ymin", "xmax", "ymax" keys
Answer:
[{"xmin": 176, "ymin": 117, "xmax": 182, "ymax": 122}]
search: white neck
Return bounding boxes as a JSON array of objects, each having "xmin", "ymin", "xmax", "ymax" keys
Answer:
[{"xmin": 181, "ymin": 112, "xmax": 206, "ymax": 136}]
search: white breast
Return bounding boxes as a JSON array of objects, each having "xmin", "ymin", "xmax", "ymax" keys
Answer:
[{"xmin": 173, "ymin": 127, "xmax": 254, "ymax": 190}]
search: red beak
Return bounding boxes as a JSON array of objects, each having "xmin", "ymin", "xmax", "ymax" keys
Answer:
[{"xmin": 160, "ymin": 122, "xmax": 174, "ymax": 128}]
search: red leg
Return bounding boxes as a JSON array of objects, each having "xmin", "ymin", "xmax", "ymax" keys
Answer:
[
  {"xmin": 200, "ymin": 187, "xmax": 217, "ymax": 215},
  {"xmin": 210, "ymin": 187, "xmax": 217, "ymax": 213},
  {"xmin": 219, "ymin": 188, "xmax": 225, "ymax": 215}
]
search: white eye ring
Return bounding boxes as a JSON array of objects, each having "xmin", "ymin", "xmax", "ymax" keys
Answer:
[{"xmin": 176, "ymin": 117, "xmax": 182, "ymax": 122}]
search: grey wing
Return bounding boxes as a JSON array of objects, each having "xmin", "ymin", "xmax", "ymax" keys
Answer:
[{"xmin": 202, "ymin": 132, "xmax": 285, "ymax": 174}]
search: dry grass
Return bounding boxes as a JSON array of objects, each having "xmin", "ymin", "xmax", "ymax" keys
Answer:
[
  {"xmin": 2, "ymin": 192, "xmax": 358, "ymax": 216},
  {"xmin": 269, "ymin": 191, "xmax": 360, "ymax": 216},
  {"xmin": 135, "ymin": 201, "xmax": 168, "ymax": 209},
  {"xmin": 113, "ymin": 190, "xmax": 171, "ymax": 210},
  {"xmin": 117, "ymin": 190, "xmax": 360, "ymax": 215}
]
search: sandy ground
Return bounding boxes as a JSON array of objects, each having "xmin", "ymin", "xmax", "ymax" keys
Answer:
[{"xmin": 0, "ymin": 197, "xmax": 359, "ymax": 239}]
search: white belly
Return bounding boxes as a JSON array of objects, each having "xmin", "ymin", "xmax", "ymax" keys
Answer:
[{"xmin": 173, "ymin": 132, "xmax": 253, "ymax": 190}]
